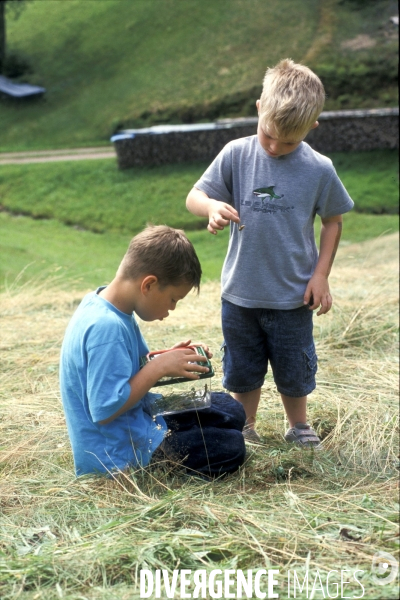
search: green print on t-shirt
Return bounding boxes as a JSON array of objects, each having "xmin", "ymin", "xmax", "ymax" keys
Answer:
[{"xmin": 251, "ymin": 185, "xmax": 292, "ymax": 214}]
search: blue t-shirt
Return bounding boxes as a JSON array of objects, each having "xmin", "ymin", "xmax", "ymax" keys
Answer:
[{"xmin": 59, "ymin": 289, "xmax": 166, "ymax": 476}]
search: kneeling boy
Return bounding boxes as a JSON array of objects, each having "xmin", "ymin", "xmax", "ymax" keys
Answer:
[{"xmin": 60, "ymin": 225, "xmax": 246, "ymax": 478}]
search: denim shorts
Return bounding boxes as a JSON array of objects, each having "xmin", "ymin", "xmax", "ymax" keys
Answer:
[{"xmin": 221, "ymin": 299, "xmax": 317, "ymax": 398}]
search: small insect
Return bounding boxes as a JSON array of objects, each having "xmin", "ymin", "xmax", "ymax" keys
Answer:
[{"xmin": 238, "ymin": 224, "xmax": 245, "ymax": 231}]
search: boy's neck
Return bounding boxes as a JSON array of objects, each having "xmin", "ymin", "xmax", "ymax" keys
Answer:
[{"xmin": 98, "ymin": 278, "xmax": 138, "ymax": 315}]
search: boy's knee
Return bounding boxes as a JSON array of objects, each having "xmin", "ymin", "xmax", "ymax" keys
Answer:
[
  {"xmin": 209, "ymin": 391, "xmax": 246, "ymax": 426},
  {"xmin": 163, "ymin": 391, "xmax": 246, "ymax": 433},
  {"xmin": 163, "ymin": 426, "xmax": 246, "ymax": 477}
]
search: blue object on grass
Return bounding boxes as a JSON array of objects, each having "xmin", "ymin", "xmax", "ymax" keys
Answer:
[{"xmin": 0, "ymin": 75, "xmax": 46, "ymax": 98}]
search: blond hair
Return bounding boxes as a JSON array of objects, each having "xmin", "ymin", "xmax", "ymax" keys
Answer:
[
  {"xmin": 259, "ymin": 58, "xmax": 325, "ymax": 139},
  {"xmin": 118, "ymin": 225, "xmax": 202, "ymax": 291}
]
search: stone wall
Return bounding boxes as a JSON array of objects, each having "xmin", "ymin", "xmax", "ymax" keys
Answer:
[
  {"xmin": 112, "ymin": 108, "xmax": 398, "ymax": 169},
  {"xmin": 306, "ymin": 108, "xmax": 399, "ymax": 153}
]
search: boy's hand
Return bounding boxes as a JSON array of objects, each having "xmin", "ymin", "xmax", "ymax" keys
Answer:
[
  {"xmin": 186, "ymin": 188, "xmax": 240, "ymax": 235},
  {"xmin": 208, "ymin": 200, "xmax": 240, "ymax": 235},
  {"xmin": 152, "ymin": 346, "xmax": 210, "ymax": 380},
  {"xmin": 306, "ymin": 214, "xmax": 341, "ymax": 315},
  {"xmin": 304, "ymin": 274, "xmax": 332, "ymax": 316},
  {"xmin": 171, "ymin": 339, "xmax": 213, "ymax": 359}
]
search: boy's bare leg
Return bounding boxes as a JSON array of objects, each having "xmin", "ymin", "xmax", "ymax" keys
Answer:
[
  {"xmin": 280, "ymin": 394, "xmax": 307, "ymax": 428},
  {"xmin": 232, "ymin": 388, "xmax": 261, "ymax": 429}
]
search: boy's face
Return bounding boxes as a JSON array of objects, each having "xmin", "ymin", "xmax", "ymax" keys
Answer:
[
  {"xmin": 138, "ymin": 279, "xmax": 193, "ymax": 322},
  {"xmin": 256, "ymin": 100, "xmax": 318, "ymax": 158},
  {"xmin": 257, "ymin": 122, "xmax": 303, "ymax": 158}
]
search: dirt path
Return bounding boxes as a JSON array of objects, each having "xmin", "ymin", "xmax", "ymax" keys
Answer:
[{"xmin": 0, "ymin": 146, "xmax": 115, "ymax": 165}]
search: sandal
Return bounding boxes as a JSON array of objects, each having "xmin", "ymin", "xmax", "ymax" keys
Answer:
[{"xmin": 284, "ymin": 422, "xmax": 321, "ymax": 448}]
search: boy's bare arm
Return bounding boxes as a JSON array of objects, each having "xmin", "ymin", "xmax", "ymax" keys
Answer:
[
  {"xmin": 304, "ymin": 214, "xmax": 343, "ymax": 316},
  {"xmin": 98, "ymin": 348, "xmax": 209, "ymax": 425},
  {"xmin": 186, "ymin": 187, "xmax": 240, "ymax": 235}
]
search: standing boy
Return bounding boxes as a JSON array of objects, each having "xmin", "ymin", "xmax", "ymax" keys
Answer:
[
  {"xmin": 60, "ymin": 225, "xmax": 245, "ymax": 477},
  {"xmin": 186, "ymin": 59, "xmax": 354, "ymax": 445}
]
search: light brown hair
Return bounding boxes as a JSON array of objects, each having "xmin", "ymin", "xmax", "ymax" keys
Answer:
[
  {"xmin": 118, "ymin": 225, "xmax": 202, "ymax": 291},
  {"xmin": 259, "ymin": 58, "xmax": 325, "ymax": 139}
]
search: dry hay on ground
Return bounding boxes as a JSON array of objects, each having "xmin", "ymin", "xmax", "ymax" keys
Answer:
[
  {"xmin": 139, "ymin": 233, "xmax": 399, "ymax": 473},
  {"xmin": 0, "ymin": 234, "xmax": 398, "ymax": 598}
]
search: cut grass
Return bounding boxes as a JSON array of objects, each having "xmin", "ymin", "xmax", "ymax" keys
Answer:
[
  {"xmin": 0, "ymin": 150, "xmax": 397, "ymax": 233},
  {"xmin": 328, "ymin": 150, "xmax": 399, "ymax": 215},
  {"xmin": 0, "ymin": 160, "xmax": 210, "ymax": 234},
  {"xmin": 0, "ymin": 149, "xmax": 398, "ymax": 289},
  {"xmin": 0, "ymin": 212, "xmax": 133, "ymax": 290},
  {"xmin": 0, "ymin": 234, "xmax": 398, "ymax": 599},
  {"xmin": 0, "ymin": 211, "xmax": 398, "ymax": 292},
  {"xmin": 0, "ymin": 150, "xmax": 398, "ymax": 234}
]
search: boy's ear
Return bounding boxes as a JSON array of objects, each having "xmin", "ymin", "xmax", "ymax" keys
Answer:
[
  {"xmin": 310, "ymin": 121, "xmax": 319, "ymax": 130},
  {"xmin": 140, "ymin": 275, "xmax": 158, "ymax": 295},
  {"xmin": 256, "ymin": 99, "xmax": 260, "ymax": 114}
]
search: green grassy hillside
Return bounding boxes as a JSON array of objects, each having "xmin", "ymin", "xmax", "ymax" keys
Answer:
[{"xmin": 0, "ymin": 0, "xmax": 397, "ymax": 151}]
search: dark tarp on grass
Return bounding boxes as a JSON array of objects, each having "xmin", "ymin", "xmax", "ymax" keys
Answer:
[{"xmin": 0, "ymin": 75, "xmax": 45, "ymax": 98}]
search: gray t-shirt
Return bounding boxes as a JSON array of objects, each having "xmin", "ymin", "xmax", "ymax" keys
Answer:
[{"xmin": 194, "ymin": 135, "xmax": 354, "ymax": 309}]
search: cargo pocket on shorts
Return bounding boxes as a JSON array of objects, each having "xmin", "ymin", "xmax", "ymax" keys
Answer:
[{"xmin": 303, "ymin": 344, "xmax": 318, "ymax": 385}]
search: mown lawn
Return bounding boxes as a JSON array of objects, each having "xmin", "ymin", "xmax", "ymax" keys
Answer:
[
  {"xmin": 0, "ymin": 150, "xmax": 398, "ymax": 233},
  {"xmin": 0, "ymin": 149, "xmax": 398, "ymax": 288}
]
